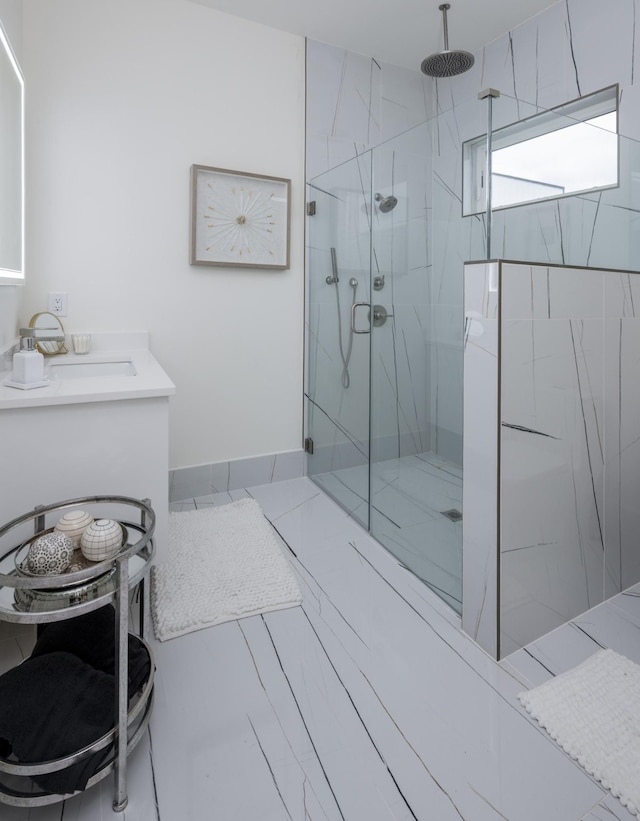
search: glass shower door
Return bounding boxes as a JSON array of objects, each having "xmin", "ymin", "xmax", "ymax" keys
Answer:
[
  {"xmin": 305, "ymin": 123, "xmax": 463, "ymax": 615},
  {"xmin": 306, "ymin": 154, "xmax": 373, "ymax": 529},
  {"xmin": 369, "ymin": 123, "xmax": 463, "ymax": 613}
]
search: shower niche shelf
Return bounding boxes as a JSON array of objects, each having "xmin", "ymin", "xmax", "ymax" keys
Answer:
[{"xmin": 0, "ymin": 495, "xmax": 156, "ymax": 812}]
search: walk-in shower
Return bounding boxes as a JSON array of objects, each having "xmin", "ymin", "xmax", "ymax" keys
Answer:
[
  {"xmin": 305, "ymin": 76, "xmax": 626, "ymax": 621},
  {"xmin": 306, "ymin": 122, "xmax": 464, "ymax": 613}
]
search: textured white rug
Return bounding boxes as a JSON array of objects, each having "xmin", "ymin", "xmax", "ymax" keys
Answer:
[
  {"xmin": 151, "ymin": 498, "xmax": 302, "ymax": 642},
  {"xmin": 518, "ymin": 648, "xmax": 640, "ymax": 817}
]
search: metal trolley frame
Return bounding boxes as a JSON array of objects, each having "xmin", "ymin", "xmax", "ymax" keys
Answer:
[{"xmin": 0, "ymin": 495, "xmax": 156, "ymax": 812}]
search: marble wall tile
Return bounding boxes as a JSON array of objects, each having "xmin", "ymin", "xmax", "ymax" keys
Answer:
[
  {"xmin": 603, "ymin": 314, "xmax": 640, "ymax": 597},
  {"xmin": 604, "ymin": 269, "xmax": 640, "ymax": 317},
  {"xmin": 378, "ymin": 63, "xmax": 433, "ymax": 142},
  {"xmin": 494, "ymin": 168, "xmax": 640, "ymax": 274},
  {"xmin": 501, "ymin": 263, "xmax": 605, "ymax": 320},
  {"xmin": 306, "ymin": 39, "xmax": 433, "ymax": 182},
  {"xmin": 565, "ymin": 0, "xmax": 635, "ymax": 94},
  {"xmin": 500, "ymin": 269, "xmax": 607, "ymax": 652},
  {"xmin": 306, "ymin": 40, "xmax": 381, "ymax": 181},
  {"xmin": 169, "ymin": 462, "xmax": 214, "ymax": 502},
  {"xmin": 465, "ymin": 261, "xmax": 640, "ymax": 657},
  {"xmin": 462, "ymin": 263, "xmax": 499, "ymax": 656},
  {"xmin": 168, "ymin": 449, "xmax": 305, "ymax": 502}
]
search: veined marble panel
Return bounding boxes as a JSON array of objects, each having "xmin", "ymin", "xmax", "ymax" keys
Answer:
[
  {"xmin": 306, "ymin": 40, "xmax": 381, "ymax": 181},
  {"xmin": 602, "ymin": 312, "xmax": 640, "ymax": 597},
  {"xmin": 462, "ymin": 262, "xmax": 499, "ymax": 656},
  {"xmin": 168, "ymin": 449, "xmax": 304, "ymax": 501},
  {"xmin": 500, "ymin": 264, "xmax": 609, "ymax": 653},
  {"xmin": 306, "ymin": 39, "xmax": 432, "ymax": 182},
  {"xmin": 465, "ymin": 261, "xmax": 640, "ymax": 658}
]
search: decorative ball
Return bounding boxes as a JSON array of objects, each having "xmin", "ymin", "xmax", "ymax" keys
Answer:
[
  {"xmin": 28, "ymin": 532, "xmax": 74, "ymax": 575},
  {"xmin": 54, "ymin": 510, "xmax": 94, "ymax": 549},
  {"xmin": 80, "ymin": 518, "xmax": 123, "ymax": 562}
]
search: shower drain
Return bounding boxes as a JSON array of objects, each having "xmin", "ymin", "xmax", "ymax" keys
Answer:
[{"xmin": 441, "ymin": 509, "xmax": 462, "ymax": 522}]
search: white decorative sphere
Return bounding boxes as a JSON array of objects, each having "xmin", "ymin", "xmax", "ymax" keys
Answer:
[
  {"xmin": 80, "ymin": 518, "xmax": 123, "ymax": 562},
  {"xmin": 28, "ymin": 532, "xmax": 74, "ymax": 575},
  {"xmin": 54, "ymin": 510, "xmax": 94, "ymax": 549}
]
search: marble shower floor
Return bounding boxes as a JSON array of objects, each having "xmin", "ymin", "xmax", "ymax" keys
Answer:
[
  {"xmin": 311, "ymin": 452, "xmax": 463, "ymax": 613},
  {"xmin": 0, "ymin": 476, "xmax": 638, "ymax": 820}
]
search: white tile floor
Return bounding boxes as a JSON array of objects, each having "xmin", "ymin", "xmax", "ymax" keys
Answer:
[
  {"xmin": 312, "ymin": 452, "xmax": 463, "ymax": 612},
  {"xmin": 0, "ymin": 476, "xmax": 638, "ymax": 820}
]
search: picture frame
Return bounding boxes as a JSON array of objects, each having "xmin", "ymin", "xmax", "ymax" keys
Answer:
[{"xmin": 190, "ymin": 164, "xmax": 291, "ymax": 269}]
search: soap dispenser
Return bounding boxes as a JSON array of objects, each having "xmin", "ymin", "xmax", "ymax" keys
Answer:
[{"xmin": 7, "ymin": 336, "xmax": 47, "ymax": 389}]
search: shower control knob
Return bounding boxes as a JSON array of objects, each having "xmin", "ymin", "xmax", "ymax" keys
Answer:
[{"xmin": 371, "ymin": 305, "xmax": 393, "ymax": 327}]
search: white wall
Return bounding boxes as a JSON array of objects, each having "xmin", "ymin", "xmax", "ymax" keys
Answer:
[
  {"xmin": 21, "ymin": 0, "xmax": 305, "ymax": 469},
  {"xmin": 0, "ymin": 0, "xmax": 24, "ymax": 353}
]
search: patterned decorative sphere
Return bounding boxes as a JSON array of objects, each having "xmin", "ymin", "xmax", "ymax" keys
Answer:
[
  {"xmin": 28, "ymin": 532, "xmax": 74, "ymax": 575},
  {"xmin": 80, "ymin": 518, "xmax": 123, "ymax": 562},
  {"xmin": 54, "ymin": 510, "xmax": 94, "ymax": 549}
]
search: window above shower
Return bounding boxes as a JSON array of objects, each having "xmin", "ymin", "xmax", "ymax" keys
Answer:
[{"xmin": 462, "ymin": 85, "xmax": 619, "ymax": 216}]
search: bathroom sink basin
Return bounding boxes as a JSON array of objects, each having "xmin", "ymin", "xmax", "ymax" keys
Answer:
[{"xmin": 48, "ymin": 359, "xmax": 137, "ymax": 379}]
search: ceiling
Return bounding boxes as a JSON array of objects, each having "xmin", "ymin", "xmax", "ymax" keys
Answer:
[{"xmin": 187, "ymin": 0, "xmax": 558, "ymax": 72}]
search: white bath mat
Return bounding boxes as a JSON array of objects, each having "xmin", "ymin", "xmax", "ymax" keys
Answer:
[
  {"xmin": 150, "ymin": 498, "xmax": 302, "ymax": 642},
  {"xmin": 518, "ymin": 648, "xmax": 640, "ymax": 817}
]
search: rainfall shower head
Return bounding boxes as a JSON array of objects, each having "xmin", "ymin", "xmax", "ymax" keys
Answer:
[
  {"xmin": 421, "ymin": 3, "xmax": 475, "ymax": 78},
  {"xmin": 375, "ymin": 193, "xmax": 398, "ymax": 213}
]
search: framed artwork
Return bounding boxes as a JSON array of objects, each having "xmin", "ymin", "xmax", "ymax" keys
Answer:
[{"xmin": 190, "ymin": 164, "xmax": 291, "ymax": 269}]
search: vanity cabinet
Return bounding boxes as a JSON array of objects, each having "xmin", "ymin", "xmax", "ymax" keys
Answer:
[
  {"xmin": 0, "ymin": 333, "xmax": 176, "ymax": 568},
  {"xmin": 0, "ymin": 495, "xmax": 155, "ymax": 812}
]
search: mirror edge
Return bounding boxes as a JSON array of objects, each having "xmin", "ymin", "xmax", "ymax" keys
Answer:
[
  {"xmin": 0, "ymin": 18, "xmax": 24, "ymax": 286},
  {"xmin": 28, "ymin": 312, "xmax": 68, "ymax": 356}
]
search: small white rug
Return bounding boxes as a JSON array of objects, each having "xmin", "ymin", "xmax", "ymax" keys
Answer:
[
  {"xmin": 151, "ymin": 498, "xmax": 302, "ymax": 642},
  {"xmin": 518, "ymin": 648, "xmax": 640, "ymax": 817}
]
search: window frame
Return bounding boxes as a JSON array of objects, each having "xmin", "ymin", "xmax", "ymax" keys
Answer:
[{"xmin": 462, "ymin": 85, "xmax": 619, "ymax": 217}]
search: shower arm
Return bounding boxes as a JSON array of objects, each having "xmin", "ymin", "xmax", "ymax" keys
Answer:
[{"xmin": 441, "ymin": 3, "xmax": 450, "ymax": 51}]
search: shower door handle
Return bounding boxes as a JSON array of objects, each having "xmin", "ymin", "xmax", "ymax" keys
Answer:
[{"xmin": 351, "ymin": 302, "xmax": 371, "ymax": 334}]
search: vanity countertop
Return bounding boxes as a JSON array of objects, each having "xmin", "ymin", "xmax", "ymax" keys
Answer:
[{"xmin": 0, "ymin": 332, "xmax": 175, "ymax": 410}]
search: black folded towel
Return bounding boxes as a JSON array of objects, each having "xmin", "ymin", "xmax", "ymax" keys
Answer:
[
  {"xmin": 0, "ymin": 605, "xmax": 153, "ymax": 795},
  {"xmin": 0, "ymin": 651, "xmax": 115, "ymax": 794},
  {"xmin": 32, "ymin": 604, "xmax": 151, "ymax": 700}
]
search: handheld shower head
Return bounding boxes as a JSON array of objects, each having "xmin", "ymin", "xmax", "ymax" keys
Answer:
[
  {"xmin": 421, "ymin": 4, "xmax": 475, "ymax": 78},
  {"xmin": 375, "ymin": 193, "xmax": 398, "ymax": 213},
  {"xmin": 326, "ymin": 246, "xmax": 340, "ymax": 284}
]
